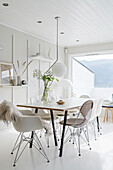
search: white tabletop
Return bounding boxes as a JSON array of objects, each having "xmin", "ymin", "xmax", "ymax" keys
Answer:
[{"xmin": 17, "ymin": 98, "xmax": 90, "ymax": 111}]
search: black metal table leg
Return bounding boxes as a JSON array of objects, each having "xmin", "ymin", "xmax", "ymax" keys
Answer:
[
  {"xmin": 50, "ymin": 110, "xmax": 58, "ymax": 146},
  {"xmin": 29, "ymin": 131, "xmax": 34, "ymax": 148},
  {"xmin": 59, "ymin": 110, "xmax": 68, "ymax": 157},
  {"xmin": 96, "ymin": 116, "xmax": 100, "ymax": 132},
  {"xmin": 29, "ymin": 108, "xmax": 38, "ymax": 148}
]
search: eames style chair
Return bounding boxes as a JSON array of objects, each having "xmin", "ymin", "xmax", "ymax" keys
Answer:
[
  {"xmin": 60, "ymin": 100, "xmax": 93, "ymax": 156},
  {"xmin": 30, "ymin": 97, "xmax": 58, "ymax": 147},
  {"xmin": 79, "ymin": 95, "xmax": 90, "ymax": 98},
  {"xmin": 95, "ymin": 98, "xmax": 104, "ymax": 133},
  {"xmin": 88, "ymin": 98, "xmax": 104, "ymax": 139},
  {"xmin": 11, "ymin": 115, "xmax": 49, "ymax": 167}
]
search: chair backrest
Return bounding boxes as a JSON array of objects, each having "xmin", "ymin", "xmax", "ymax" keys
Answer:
[
  {"xmin": 79, "ymin": 95, "xmax": 90, "ymax": 98},
  {"xmin": 80, "ymin": 100, "xmax": 93, "ymax": 119},
  {"xmin": 89, "ymin": 99, "xmax": 100, "ymax": 121},
  {"xmin": 95, "ymin": 98, "xmax": 104, "ymax": 117},
  {"xmin": 13, "ymin": 116, "xmax": 43, "ymax": 132},
  {"xmin": 30, "ymin": 97, "xmax": 39, "ymax": 104}
]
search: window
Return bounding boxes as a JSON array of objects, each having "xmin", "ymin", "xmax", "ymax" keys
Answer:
[{"xmin": 74, "ymin": 54, "xmax": 113, "ymax": 88}]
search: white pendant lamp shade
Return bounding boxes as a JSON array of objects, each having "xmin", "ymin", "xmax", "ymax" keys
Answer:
[
  {"xmin": 58, "ymin": 79, "xmax": 73, "ymax": 87},
  {"xmin": 52, "ymin": 62, "xmax": 67, "ymax": 77}
]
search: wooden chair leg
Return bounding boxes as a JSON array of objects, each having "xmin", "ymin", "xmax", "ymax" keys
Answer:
[
  {"xmin": 111, "ymin": 109, "xmax": 113, "ymax": 123},
  {"xmin": 104, "ymin": 108, "xmax": 107, "ymax": 122},
  {"xmin": 106, "ymin": 108, "xmax": 108, "ymax": 121}
]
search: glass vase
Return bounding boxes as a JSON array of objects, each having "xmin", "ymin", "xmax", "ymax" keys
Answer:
[{"xmin": 41, "ymin": 89, "xmax": 48, "ymax": 104}]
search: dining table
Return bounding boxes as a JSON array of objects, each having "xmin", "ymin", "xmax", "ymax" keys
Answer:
[{"xmin": 17, "ymin": 98, "xmax": 89, "ymax": 157}]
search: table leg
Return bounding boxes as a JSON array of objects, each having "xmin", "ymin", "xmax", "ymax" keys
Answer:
[
  {"xmin": 96, "ymin": 116, "xmax": 100, "ymax": 132},
  {"xmin": 59, "ymin": 110, "xmax": 68, "ymax": 157},
  {"xmin": 29, "ymin": 131, "xmax": 34, "ymax": 148},
  {"xmin": 50, "ymin": 110, "xmax": 58, "ymax": 146},
  {"xmin": 29, "ymin": 108, "xmax": 38, "ymax": 148}
]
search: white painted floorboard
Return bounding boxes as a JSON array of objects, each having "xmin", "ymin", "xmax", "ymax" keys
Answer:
[{"xmin": 0, "ymin": 120, "xmax": 113, "ymax": 170}]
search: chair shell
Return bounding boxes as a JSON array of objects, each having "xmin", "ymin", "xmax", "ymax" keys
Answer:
[
  {"xmin": 13, "ymin": 116, "xmax": 43, "ymax": 132},
  {"xmin": 11, "ymin": 113, "xmax": 49, "ymax": 166}
]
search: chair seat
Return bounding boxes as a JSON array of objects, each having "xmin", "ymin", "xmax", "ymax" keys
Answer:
[
  {"xmin": 19, "ymin": 110, "xmax": 37, "ymax": 116},
  {"xmin": 68, "ymin": 109, "xmax": 79, "ymax": 113},
  {"xmin": 56, "ymin": 111, "xmax": 69, "ymax": 117},
  {"xmin": 40, "ymin": 114, "xmax": 58, "ymax": 120},
  {"xmin": 60, "ymin": 118, "xmax": 87, "ymax": 128}
]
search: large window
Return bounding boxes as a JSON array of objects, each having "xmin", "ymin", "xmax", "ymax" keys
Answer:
[{"xmin": 75, "ymin": 54, "xmax": 113, "ymax": 88}]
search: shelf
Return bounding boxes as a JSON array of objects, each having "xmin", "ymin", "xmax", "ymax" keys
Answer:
[
  {"xmin": 0, "ymin": 85, "xmax": 28, "ymax": 88},
  {"xmin": 29, "ymin": 56, "xmax": 54, "ymax": 62}
]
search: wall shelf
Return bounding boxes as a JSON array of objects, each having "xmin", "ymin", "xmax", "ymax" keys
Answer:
[
  {"xmin": 29, "ymin": 56, "xmax": 54, "ymax": 62},
  {"xmin": 0, "ymin": 85, "xmax": 28, "ymax": 88}
]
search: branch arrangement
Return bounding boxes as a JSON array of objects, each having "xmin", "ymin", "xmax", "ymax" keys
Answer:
[
  {"xmin": 33, "ymin": 69, "xmax": 59, "ymax": 90},
  {"xmin": 13, "ymin": 60, "xmax": 33, "ymax": 76}
]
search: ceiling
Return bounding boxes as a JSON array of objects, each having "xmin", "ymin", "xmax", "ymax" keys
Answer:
[{"xmin": 0, "ymin": 0, "xmax": 113, "ymax": 47}]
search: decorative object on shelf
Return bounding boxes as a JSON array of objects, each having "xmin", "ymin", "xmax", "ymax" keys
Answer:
[
  {"xmin": 17, "ymin": 76, "xmax": 21, "ymax": 86},
  {"xmin": 13, "ymin": 60, "xmax": 33, "ymax": 86},
  {"xmin": 33, "ymin": 69, "xmax": 59, "ymax": 103},
  {"xmin": 45, "ymin": 16, "xmax": 67, "ymax": 77},
  {"xmin": 48, "ymin": 48, "xmax": 51, "ymax": 59},
  {"xmin": 10, "ymin": 79, "xmax": 16, "ymax": 86},
  {"xmin": 57, "ymin": 100, "xmax": 65, "ymax": 105},
  {"xmin": 21, "ymin": 80, "xmax": 26, "ymax": 85},
  {"xmin": 31, "ymin": 44, "xmax": 41, "ymax": 57},
  {"xmin": 0, "ymin": 62, "xmax": 13, "ymax": 86}
]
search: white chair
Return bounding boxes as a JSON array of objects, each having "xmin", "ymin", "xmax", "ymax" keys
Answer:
[
  {"xmin": 79, "ymin": 95, "xmax": 90, "ymax": 98},
  {"xmin": 95, "ymin": 98, "xmax": 104, "ymax": 133},
  {"xmin": 11, "ymin": 115, "xmax": 49, "ymax": 167},
  {"xmin": 88, "ymin": 98, "xmax": 104, "ymax": 139},
  {"xmin": 30, "ymin": 97, "xmax": 58, "ymax": 147},
  {"xmin": 88, "ymin": 99, "xmax": 100, "ymax": 139}
]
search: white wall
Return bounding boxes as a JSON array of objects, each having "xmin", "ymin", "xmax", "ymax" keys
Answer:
[
  {"xmin": 72, "ymin": 59, "xmax": 94, "ymax": 97},
  {"xmin": 0, "ymin": 24, "xmax": 64, "ymax": 102},
  {"xmin": 0, "ymin": 24, "xmax": 64, "ymax": 131}
]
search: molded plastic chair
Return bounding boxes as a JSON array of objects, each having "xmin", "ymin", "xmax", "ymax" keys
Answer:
[
  {"xmin": 95, "ymin": 98, "xmax": 104, "ymax": 133},
  {"xmin": 79, "ymin": 95, "xmax": 90, "ymax": 98},
  {"xmin": 88, "ymin": 98, "xmax": 104, "ymax": 139},
  {"xmin": 30, "ymin": 97, "xmax": 58, "ymax": 147},
  {"xmin": 11, "ymin": 115, "xmax": 49, "ymax": 167}
]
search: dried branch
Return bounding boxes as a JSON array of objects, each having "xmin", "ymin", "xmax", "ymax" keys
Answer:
[
  {"xmin": 17, "ymin": 60, "xmax": 20, "ymax": 69},
  {"xmin": 22, "ymin": 61, "xmax": 26, "ymax": 66},
  {"xmin": 22, "ymin": 60, "xmax": 33, "ymax": 75},
  {"xmin": 13, "ymin": 64, "xmax": 18, "ymax": 75}
]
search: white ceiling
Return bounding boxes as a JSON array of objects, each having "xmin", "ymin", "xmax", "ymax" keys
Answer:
[{"xmin": 0, "ymin": 0, "xmax": 113, "ymax": 47}]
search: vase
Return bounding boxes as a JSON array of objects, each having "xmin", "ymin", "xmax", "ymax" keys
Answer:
[
  {"xmin": 17, "ymin": 76, "xmax": 21, "ymax": 86},
  {"xmin": 41, "ymin": 89, "xmax": 48, "ymax": 104}
]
